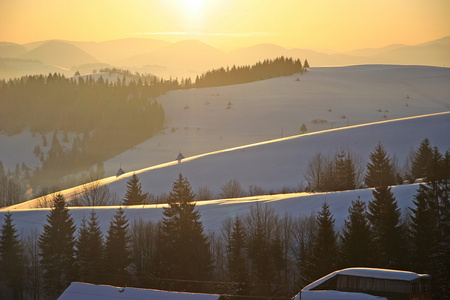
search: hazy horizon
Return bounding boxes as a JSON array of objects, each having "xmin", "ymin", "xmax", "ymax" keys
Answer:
[{"xmin": 1, "ymin": 0, "xmax": 450, "ymax": 52}]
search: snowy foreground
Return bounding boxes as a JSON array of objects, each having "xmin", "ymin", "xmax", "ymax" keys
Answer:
[
  {"xmin": 58, "ymin": 282, "xmax": 220, "ymax": 300},
  {"xmin": 0, "ymin": 183, "xmax": 427, "ymax": 237}
]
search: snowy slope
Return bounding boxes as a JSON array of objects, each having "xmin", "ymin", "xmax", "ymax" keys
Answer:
[
  {"xmin": 0, "ymin": 183, "xmax": 423, "ymax": 238},
  {"xmin": 1, "ymin": 65, "xmax": 449, "ymax": 177},
  {"xmin": 103, "ymin": 65, "xmax": 450, "ymax": 177},
  {"xmin": 3, "ymin": 111, "xmax": 449, "ymax": 212}
]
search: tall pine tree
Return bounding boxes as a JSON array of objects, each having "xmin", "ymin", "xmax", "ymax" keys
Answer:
[
  {"xmin": 226, "ymin": 216, "xmax": 249, "ymax": 297},
  {"xmin": 305, "ymin": 203, "xmax": 337, "ymax": 282},
  {"xmin": 335, "ymin": 150, "xmax": 356, "ymax": 191},
  {"xmin": 410, "ymin": 184, "xmax": 438, "ymax": 275},
  {"xmin": 340, "ymin": 198, "xmax": 373, "ymax": 267},
  {"xmin": 410, "ymin": 147, "xmax": 450, "ymax": 297},
  {"xmin": 103, "ymin": 207, "xmax": 131, "ymax": 286},
  {"xmin": 0, "ymin": 212, "xmax": 24, "ymax": 300},
  {"xmin": 411, "ymin": 138, "xmax": 433, "ymax": 180},
  {"xmin": 76, "ymin": 210, "xmax": 103, "ymax": 284},
  {"xmin": 368, "ymin": 186, "xmax": 405, "ymax": 268},
  {"xmin": 365, "ymin": 142, "xmax": 396, "ymax": 188},
  {"xmin": 38, "ymin": 193, "xmax": 76, "ymax": 299},
  {"xmin": 123, "ymin": 173, "xmax": 148, "ymax": 206},
  {"xmin": 157, "ymin": 173, "xmax": 211, "ymax": 292}
]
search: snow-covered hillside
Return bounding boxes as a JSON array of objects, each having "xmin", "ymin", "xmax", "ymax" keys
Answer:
[
  {"xmin": 1, "ymin": 111, "xmax": 449, "ymax": 238},
  {"xmin": 1, "ymin": 65, "xmax": 449, "ymax": 179},
  {"xmin": 103, "ymin": 65, "xmax": 450, "ymax": 177},
  {"xmin": 0, "ymin": 183, "xmax": 424, "ymax": 238}
]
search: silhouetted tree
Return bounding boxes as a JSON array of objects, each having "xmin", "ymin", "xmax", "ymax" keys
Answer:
[
  {"xmin": 335, "ymin": 150, "xmax": 356, "ymax": 191},
  {"xmin": 38, "ymin": 193, "xmax": 76, "ymax": 299},
  {"xmin": 305, "ymin": 203, "xmax": 337, "ymax": 282},
  {"xmin": 365, "ymin": 142, "xmax": 396, "ymax": 187},
  {"xmin": 410, "ymin": 184, "xmax": 438, "ymax": 275},
  {"xmin": 411, "ymin": 138, "xmax": 433, "ymax": 180},
  {"xmin": 76, "ymin": 210, "xmax": 103, "ymax": 284},
  {"xmin": 156, "ymin": 174, "xmax": 211, "ymax": 291},
  {"xmin": 340, "ymin": 198, "xmax": 372, "ymax": 267},
  {"xmin": 0, "ymin": 212, "xmax": 25, "ymax": 300},
  {"xmin": 225, "ymin": 216, "xmax": 250, "ymax": 297},
  {"xmin": 300, "ymin": 123, "xmax": 307, "ymax": 134},
  {"xmin": 123, "ymin": 173, "xmax": 148, "ymax": 206},
  {"xmin": 103, "ymin": 207, "xmax": 131, "ymax": 286},
  {"xmin": 368, "ymin": 186, "xmax": 405, "ymax": 268}
]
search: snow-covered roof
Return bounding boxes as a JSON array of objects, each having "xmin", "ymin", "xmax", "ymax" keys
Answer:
[
  {"xmin": 58, "ymin": 282, "xmax": 220, "ymax": 300},
  {"xmin": 294, "ymin": 290, "xmax": 386, "ymax": 300},
  {"xmin": 302, "ymin": 267, "xmax": 430, "ymax": 291}
]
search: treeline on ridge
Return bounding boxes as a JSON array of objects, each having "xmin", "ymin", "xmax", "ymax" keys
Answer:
[{"xmin": 193, "ymin": 56, "xmax": 308, "ymax": 88}]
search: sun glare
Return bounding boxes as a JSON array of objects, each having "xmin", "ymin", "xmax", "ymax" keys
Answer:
[{"xmin": 180, "ymin": 0, "xmax": 205, "ymax": 16}]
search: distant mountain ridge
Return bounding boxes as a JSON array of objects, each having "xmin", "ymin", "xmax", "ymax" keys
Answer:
[{"xmin": 0, "ymin": 36, "xmax": 449, "ymax": 80}]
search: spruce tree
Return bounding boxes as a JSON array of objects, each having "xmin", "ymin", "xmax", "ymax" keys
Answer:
[
  {"xmin": 226, "ymin": 216, "xmax": 249, "ymax": 297},
  {"xmin": 38, "ymin": 193, "xmax": 76, "ymax": 299},
  {"xmin": 306, "ymin": 203, "xmax": 337, "ymax": 281},
  {"xmin": 304, "ymin": 59, "xmax": 310, "ymax": 69},
  {"xmin": 365, "ymin": 142, "xmax": 396, "ymax": 187},
  {"xmin": 411, "ymin": 138, "xmax": 433, "ymax": 180},
  {"xmin": 103, "ymin": 207, "xmax": 131, "ymax": 286},
  {"xmin": 300, "ymin": 123, "xmax": 307, "ymax": 134},
  {"xmin": 368, "ymin": 186, "xmax": 405, "ymax": 268},
  {"xmin": 245, "ymin": 204, "xmax": 284, "ymax": 296},
  {"xmin": 157, "ymin": 173, "xmax": 211, "ymax": 291},
  {"xmin": 335, "ymin": 151, "xmax": 356, "ymax": 191},
  {"xmin": 410, "ymin": 184, "xmax": 438, "ymax": 274},
  {"xmin": 340, "ymin": 198, "xmax": 372, "ymax": 267},
  {"xmin": 76, "ymin": 210, "xmax": 103, "ymax": 284},
  {"xmin": 0, "ymin": 212, "xmax": 24, "ymax": 300},
  {"xmin": 123, "ymin": 173, "xmax": 148, "ymax": 205}
]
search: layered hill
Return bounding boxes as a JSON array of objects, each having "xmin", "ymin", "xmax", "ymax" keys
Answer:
[{"xmin": 1, "ymin": 36, "xmax": 449, "ymax": 80}]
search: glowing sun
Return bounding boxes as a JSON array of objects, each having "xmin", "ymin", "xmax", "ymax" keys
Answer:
[{"xmin": 180, "ymin": 0, "xmax": 206, "ymax": 16}]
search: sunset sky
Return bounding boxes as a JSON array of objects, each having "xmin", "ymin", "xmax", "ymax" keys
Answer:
[{"xmin": 1, "ymin": 0, "xmax": 449, "ymax": 51}]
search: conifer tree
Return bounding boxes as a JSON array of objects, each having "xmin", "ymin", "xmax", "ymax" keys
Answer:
[
  {"xmin": 38, "ymin": 193, "xmax": 76, "ymax": 299},
  {"xmin": 123, "ymin": 173, "xmax": 148, "ymax": 205},
  {"xmin": 103, "ymin": 207, "xmax": 131, "ymax": 286},
  {"xmin": 410, "ymin": 184, "xmax": 438, "ymax": 274},
  {"xmin": 0, "ymin": 212, "xmax": 24, "ymax": 300},
  {"xmin": 245, "ymin": 204, "xmax": 285, "ymax": 296},
  {"xmin": 157, "ymin": 173, "xmax": 211, "ymax": 291},
  {"xmin": 411, "ymin": 138, "xmax": 433, "ymax": 180},
  {"xmin": 226, "ymin": 216, "xmax": 249, "ymax": 297},
  {"xmin": 340, "ymin": 198, "xmax": 372, "ymax": 267},
  {"xmin": 300, "ymin": 123, "xmax": 307, "ymax": 134},
  {"xmin": 76, "ymin": 210, "xmax": 103, "ymax": 284},
  {"xmin": 365, "ymin": 142, "xmax": 396, "ymax": 188},
  {"xmin": 368, "ymin": 186, "xmax": 405, "ymax": 268},
  {"xmin": 306, "ymin": 203, "xmax": 337, "ymax": 281},
  {"xmin": 304, "ymin": 59, "xmax": 310, "ymax": 69},
  {"xmin": 335, "ymin": 151, "xmax": 356, "ymax": 191}
]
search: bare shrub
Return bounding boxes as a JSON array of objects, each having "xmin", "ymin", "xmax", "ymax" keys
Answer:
[
  {"xmin": 248, "ymin": 185, "xmax": 266, "ymax": 196},
  {"xmin": 196, "ymin": 185, "xmax": 214, "ymax": 201},
  {"xmin": 311, "ymin": 119, "xmax": 327, "ymax": 124},
  {"xmin": 70, "ymin": 181, "xmax": 113, "ymax": 206},
  {"xmin": 31, "ymin": 194, "xmax": 54, "ymax": 208},
  {"xmin": 220, "ymin": 179, "xmax": 246, "ymax": 199}
]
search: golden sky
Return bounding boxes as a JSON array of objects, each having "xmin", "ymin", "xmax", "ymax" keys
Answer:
[{"xmin": 1, "ymin": 0, "xmax": 449, "ymax": 51}]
